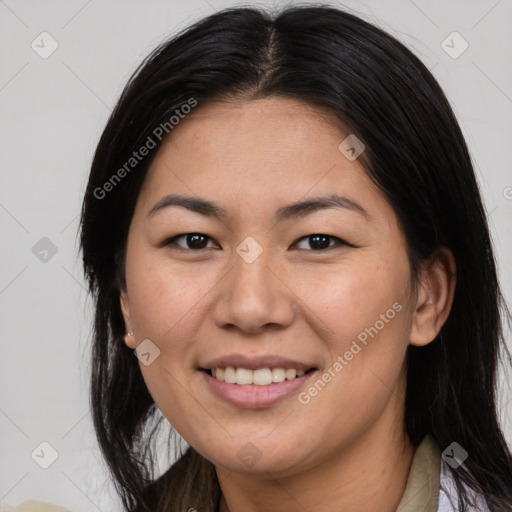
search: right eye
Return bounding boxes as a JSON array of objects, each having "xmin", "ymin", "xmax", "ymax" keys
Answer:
[{"xmin": 162, "ymin": 233, "xmax": 220, "ymax": 251}]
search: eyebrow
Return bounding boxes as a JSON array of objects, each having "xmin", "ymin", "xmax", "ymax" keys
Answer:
[{"xmin": 147, "ymin": 193, "xmax": 370, "ymax": 222}]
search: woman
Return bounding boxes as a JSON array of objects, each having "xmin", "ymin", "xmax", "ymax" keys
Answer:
[{"xmin": 48, "ymin": 4, "xmax": 512, "ymax": 512}]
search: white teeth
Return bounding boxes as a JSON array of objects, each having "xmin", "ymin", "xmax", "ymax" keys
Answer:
[
  {"xmin": 210, "ymin": 366, "xmax": 310, "ymax": 385},
  {"xmin": 235, "ymin": 368, "xmax": 253, "ymax": 385},
  {"xmin": 253, "ymin": 368, "xmax": 272, "ymax": 385},
  {"xmin": 285, "ymin": 369, "xmax": 297, "ymax": 380},
  {"xmin": 272, "ymin": 368, "xmax": 286, "ymax": 383},
  {"xmin": 224, "ymin": 367, "xmax": 236, "ymax": 383}
]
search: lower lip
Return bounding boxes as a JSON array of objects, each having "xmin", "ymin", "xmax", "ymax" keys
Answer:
[{"xmin": 201, "ymin": 370, "xmax": 316, "ymax": 408}]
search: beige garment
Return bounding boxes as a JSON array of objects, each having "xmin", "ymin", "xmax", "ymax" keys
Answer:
[
  {"xmin": 396, "ymin": 435, "xmax": 441, "ymax": 512},
  {"xmin": 0, "ymin": 500, "xmax": 71, "ymax": 512}
]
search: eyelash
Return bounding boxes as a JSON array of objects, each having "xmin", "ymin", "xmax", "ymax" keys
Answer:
[{"xmin": 162, "ymin": 233, "xmax": 352, "ymax": 252}]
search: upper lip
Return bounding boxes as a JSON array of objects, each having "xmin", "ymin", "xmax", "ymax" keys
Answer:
[{"xmin": 200, "ymin": 354, "xmax": 317, "ymax": 371}]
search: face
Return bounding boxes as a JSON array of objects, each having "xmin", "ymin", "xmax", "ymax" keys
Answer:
[{"xmin": 119, "ymin": 97, "xmax": 423, "ymax": 477}]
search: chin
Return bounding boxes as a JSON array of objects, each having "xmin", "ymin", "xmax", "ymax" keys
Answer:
[{"xmin": 201, "ymin": 440, "xmax": 308, "ymax": 476}]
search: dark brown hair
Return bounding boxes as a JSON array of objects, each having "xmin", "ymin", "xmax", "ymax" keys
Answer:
[{"xmin": 79, "ymin": 5, "xmax": 512, "ymax": 511}]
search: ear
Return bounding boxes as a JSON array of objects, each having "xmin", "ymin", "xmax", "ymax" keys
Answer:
[
  {"xmin": 120, "ymin": 289, "xmax": 137, "ymax": 349},
  {"xmin": 409, "ymin": 246, "xmax": 456, "ymax": 347}
]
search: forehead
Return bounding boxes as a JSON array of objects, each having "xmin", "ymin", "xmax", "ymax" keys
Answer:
[
  {"xmin": 135, "ymin": 96, "xmax": 391, "ymax": 224},
  {"xmin": 160, "ymin": 96, "xmax": 349, "ymax": 159}
]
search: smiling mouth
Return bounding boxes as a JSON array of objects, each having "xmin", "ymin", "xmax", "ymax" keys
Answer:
[{"xmin": 203, "ymin": 367, "xmax": 317, "ymax": 386}]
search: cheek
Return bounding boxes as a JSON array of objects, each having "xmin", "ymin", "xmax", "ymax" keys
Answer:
[
  {"xmin": 125, "ymin": 248, "xmax": 215, "ymax": 345},
  {"xmin": 127, "ymin": 265, "xmax": 210, "ymax": 430},
  {"xmin": 297, "ymin": 250, "xmax": 412, "ymax": 408},
  {"xmin": 300, "ymin": 252, "xmax": 410, "ymax": 348}
]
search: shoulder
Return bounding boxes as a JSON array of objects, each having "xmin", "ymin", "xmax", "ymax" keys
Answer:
[
  {"xmin": 437, "ymin": 460, "xmax": 491, "ymax": 512},
  {"xmin": 0, "ymin": 501, "xmax": 72, "ymax": 512}
]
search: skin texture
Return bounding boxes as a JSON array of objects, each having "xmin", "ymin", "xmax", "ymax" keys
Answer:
[{"xmin": 119, "ymin": 97, "xmax": 456, "ymax": 512}]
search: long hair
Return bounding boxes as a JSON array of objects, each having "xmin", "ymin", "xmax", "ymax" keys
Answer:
[{"xmin": 79, "ymin": 5, "xmax": 512, "ymax": 511}]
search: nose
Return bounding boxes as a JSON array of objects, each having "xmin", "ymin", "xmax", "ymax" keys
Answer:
[{"xmin": 212, "ymin": 246, "xmax": 296, "ymax": 335}]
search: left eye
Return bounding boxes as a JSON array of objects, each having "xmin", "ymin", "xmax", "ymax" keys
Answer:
[
  {"xmin": 163, "ymin": 233, "xmax": 348, "ymax": 251},
  {"xmin": 293, "ymin": 234, "xmax": 348, "ymax": 251}
]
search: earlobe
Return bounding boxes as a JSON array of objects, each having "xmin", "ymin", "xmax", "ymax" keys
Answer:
[
  {"xmin": 409, "ymin": 246, "xmax": 456, "ymax": 347},
  {"xmin": 120, "ymin": 291, "xmax": 137, "ymax": 349}
]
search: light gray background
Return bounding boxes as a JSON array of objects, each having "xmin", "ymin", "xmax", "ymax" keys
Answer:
[{"xmin": 1, "ymin": 0, "xmax": 511, "ymax": 510}]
